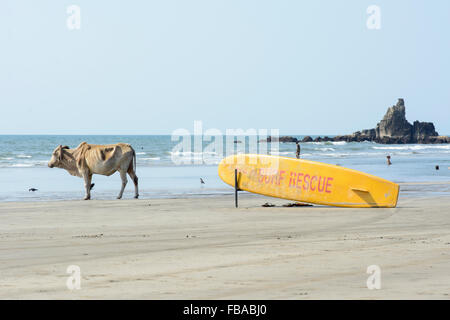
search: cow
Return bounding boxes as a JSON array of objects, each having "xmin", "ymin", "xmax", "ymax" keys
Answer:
[{"xmin": 48, "ymin": 142, "xmax": 139, "ymax": 200}]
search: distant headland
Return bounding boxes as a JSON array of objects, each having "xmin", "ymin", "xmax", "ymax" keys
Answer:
[{"xmin": 265, "ymin": 99, "xmax": 449, "ymax": 144}]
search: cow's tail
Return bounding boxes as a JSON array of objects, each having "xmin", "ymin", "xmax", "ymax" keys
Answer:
[
  {"xmin": 133, "ymin": 148, "xmax": 137, "ymax": 173},
  {"xmin": 131, "ymin": 146, "xmax": 137, "ymax": 173}
]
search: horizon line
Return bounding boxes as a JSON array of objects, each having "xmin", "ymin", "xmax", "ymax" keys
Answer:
[{"xmin": 0, "ymin": 133, "xmax": 449, "ymax": 137}]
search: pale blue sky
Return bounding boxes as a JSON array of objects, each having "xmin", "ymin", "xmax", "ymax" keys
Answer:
[{"xmin": 1, "ymin": 0, "xmax": 449, "ymax": 135}]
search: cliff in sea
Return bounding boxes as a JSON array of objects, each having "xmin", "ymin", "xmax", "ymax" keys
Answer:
[
  {"xmin": 287, "ymin": 98, "xmax": 448, "ymax": 144},
  {"xmin": 330, "ymin": 99, "xmax": 449, "ymax": 144},
  {"xmin": 262, "ymin": 99, "xmax": 449, "ymax": 144}
]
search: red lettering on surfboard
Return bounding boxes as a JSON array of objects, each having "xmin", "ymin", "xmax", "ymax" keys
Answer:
[
  {"xmin": 258, "ymin": 169, "xmax": 264, "ymax": 183},
  {"xmin": 253, "ymin": 168, "xmax": 287, "ymax": 186},
  {"xmin": 286, "ymin": 171, "xmax": 334, "ymax": 193},
  {"xmin": 325, "ymin": 177, "xmax": 333, "ymax": 193},
  {"xmin": 296, "ymin": 173, "xmax": 303, "ymax": 189},
  {"xmin": 278, "ymin": 170, "xmax": 285, "ymax": 185},
  {"xmin": 318, "ymin": 176, "xmax": 326, "ymax": 192},
  {"xmin": 289, "ymin": 171, "xmax": 295, "ymax": 187},
  {"xmin": 303, "ymin": 174, "xmax": 310, "ymax": 190},
  {"xmin": 247, "ymin": 168, "xmax": 334, "ymax": 193},
  {"xmin": 310, "ymin": 176, "xmax": 317, "ymax": 191},
  {"xmin": 289, "ymin": 171, "xmax": 298, "ymax": 188}
]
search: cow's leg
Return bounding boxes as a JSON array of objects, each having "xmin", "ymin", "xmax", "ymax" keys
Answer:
[
  {"xmin": 127, "ymin": 165, "xmax": 139, "ymax": 199},
  {"xmin": 117, "ymin": 170, "xmax": 128, "ymax": 199},
  {"xmin": 83, "ymin": 173, "xmax": 92, "ymax": 200}
]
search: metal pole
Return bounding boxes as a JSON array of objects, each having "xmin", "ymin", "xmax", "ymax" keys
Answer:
[{"xmin": 234, "ymin": 169, "xmax": 238, "ymax": 208}]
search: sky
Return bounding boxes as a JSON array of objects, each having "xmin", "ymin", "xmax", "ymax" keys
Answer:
[{"xmin": 0, "ymin": 0, "xmax": 449, "ymax": 135}]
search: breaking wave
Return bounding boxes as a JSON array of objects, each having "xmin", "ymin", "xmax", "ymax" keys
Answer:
[{"xmin": 373, "ymin": 145, "xmax": 450, "ymax": 151}]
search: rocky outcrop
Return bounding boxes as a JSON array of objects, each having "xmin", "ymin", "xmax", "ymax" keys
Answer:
[
  {"xmin": 259, "ymin": 99, "xmax": 448, "ymax": 144},
  {"xmin": 375, "ymin": 99, "xmax": 415, "ymax": 141},
  {"xmin": 261, "ymin": 136, "xmax": 298, "ymax": 143},
  {"xmin": 320, "ymin": 99, "xmax": 447, "ymax": 144},
  {"xmin": 412, "ymin": 121, "xmax": 440, "ymax": 143}
]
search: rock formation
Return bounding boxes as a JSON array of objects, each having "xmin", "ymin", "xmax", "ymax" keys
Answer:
[
  {"xmin": 316, "ymin": 99, "xmax": 448, "ymax": 144},
  {"xmin": 261, "ymin": 136, "xmax": 298, "ymax": 143},
  {"xmin": 261, "ymin": 99, "xmax": 448, "ymax": 144},
  {"xmin": 377, "ymin": 99, "xmax": 414, "ymax": 140}
]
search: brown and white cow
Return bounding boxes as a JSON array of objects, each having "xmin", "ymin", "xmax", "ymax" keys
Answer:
[{"xmin": 48, "ymin": 142, "xmax": 138, "ymax": 200}]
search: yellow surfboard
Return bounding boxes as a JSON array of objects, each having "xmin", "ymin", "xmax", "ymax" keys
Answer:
[{"xmin": 218, "ymin": 154, "xmax": 399, "ymax": 208}]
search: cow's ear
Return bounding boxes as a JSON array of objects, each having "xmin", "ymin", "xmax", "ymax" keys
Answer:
[
  {"xmin": 59, "ymin": 147, "xmax": 66, "ymax": 161},
  {"xmin": 62, "ymin": 146, "xmax": 69, "ymax": 150}
]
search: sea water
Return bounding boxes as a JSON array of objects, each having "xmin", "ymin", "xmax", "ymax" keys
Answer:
[{"xmin": 0, "ymin": 135, "xmax": 449, "ymax": 202}]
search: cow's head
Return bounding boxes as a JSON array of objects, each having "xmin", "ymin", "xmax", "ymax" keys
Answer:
[{"xmin": 48, "ymin": 145, "xmax": 70, "ymax": 168}]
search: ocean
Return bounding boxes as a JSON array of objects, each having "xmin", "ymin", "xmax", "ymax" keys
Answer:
[{"xmin": 0, "ymin": 135, "xmax": 449, "ymax": 202}]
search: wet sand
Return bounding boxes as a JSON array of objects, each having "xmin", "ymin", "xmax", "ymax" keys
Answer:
[{"xmin": 0, "ymin": 191, "xmax": 449, "ymax": 299}]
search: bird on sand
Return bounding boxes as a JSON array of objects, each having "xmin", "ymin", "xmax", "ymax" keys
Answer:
[
  {"xmin": 200, "ymin": 178, "xmax": 205, "ymax": 184},
  {"xmin": 29, "ymin": 188, "xmax": 38, "ymax": 192}
]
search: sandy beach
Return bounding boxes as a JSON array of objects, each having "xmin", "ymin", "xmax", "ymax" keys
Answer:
[{"xmin": 0, "ymin": 185, "xmax": 449, "ymax": 300}]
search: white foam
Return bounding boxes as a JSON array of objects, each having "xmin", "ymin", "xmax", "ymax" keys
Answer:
[
  {"xmin": 317, "ymin": 153, "xmax": 349, "ymax": 158},
  {"xmin": 269, "ymin": 151, "xmax": 292, "ymax": 155},
  {"xmin": 331, "ymin": 141, "xmax": 347, "ymax": 145},
  {"xmin": 309, "ymin": 141, "xmax": 346, "ymax": 146},
  {"xmin": 17, "ymin": 155, "xmax": 32, "ymax": 158},
  {"xmin": 373, "ymin": 145, "xmax": 450, "ymax": 151},
  {"xmin": 169, "ymin": 151, "xmax": 218, "ymax": 156},
  {"xmin": 316, "ymin": 147, "xmax": 335, "ymax": 152},
  {"xmin": 392, "ymin": 152, "xmax": 414, "ymax": 155},
  {"xmin": 314, "ymin": 152, "xmax": 388, "ymax": 158}
]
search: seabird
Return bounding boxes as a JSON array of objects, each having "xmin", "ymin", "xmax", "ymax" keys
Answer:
[
  {"xmin": 200, "ymin": 178, "xmax": 205, "ymax": 184},
  {"xmin": 29, "ymin": 188, "xmax": 38, "ymax": 192}
]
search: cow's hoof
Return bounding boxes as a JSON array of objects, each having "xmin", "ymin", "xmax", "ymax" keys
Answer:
[
  {"xmin": 116, "ymin": 196, "xmax": 122, "ymax": 200},
  {"xmin": 134, "ymin": 195, "xmax": 139, "ymax": 199},
  {"xmin": 84, "ymin": 197, "xmax": 90, "ymax": 201}
]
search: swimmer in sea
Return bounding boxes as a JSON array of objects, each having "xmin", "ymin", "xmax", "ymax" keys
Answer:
[{"xmin": 386, "ymin": 155, "xmax": 392, "ymax": 165}]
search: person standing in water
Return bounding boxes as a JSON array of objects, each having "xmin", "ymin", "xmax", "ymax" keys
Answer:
[
  {"xmin": 386, "ymin": 155, "xmax": 392, "ymax": 165},
  {"xmin": 296, "ymin": 141, "xmax": 301, "ymax": 159}
]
